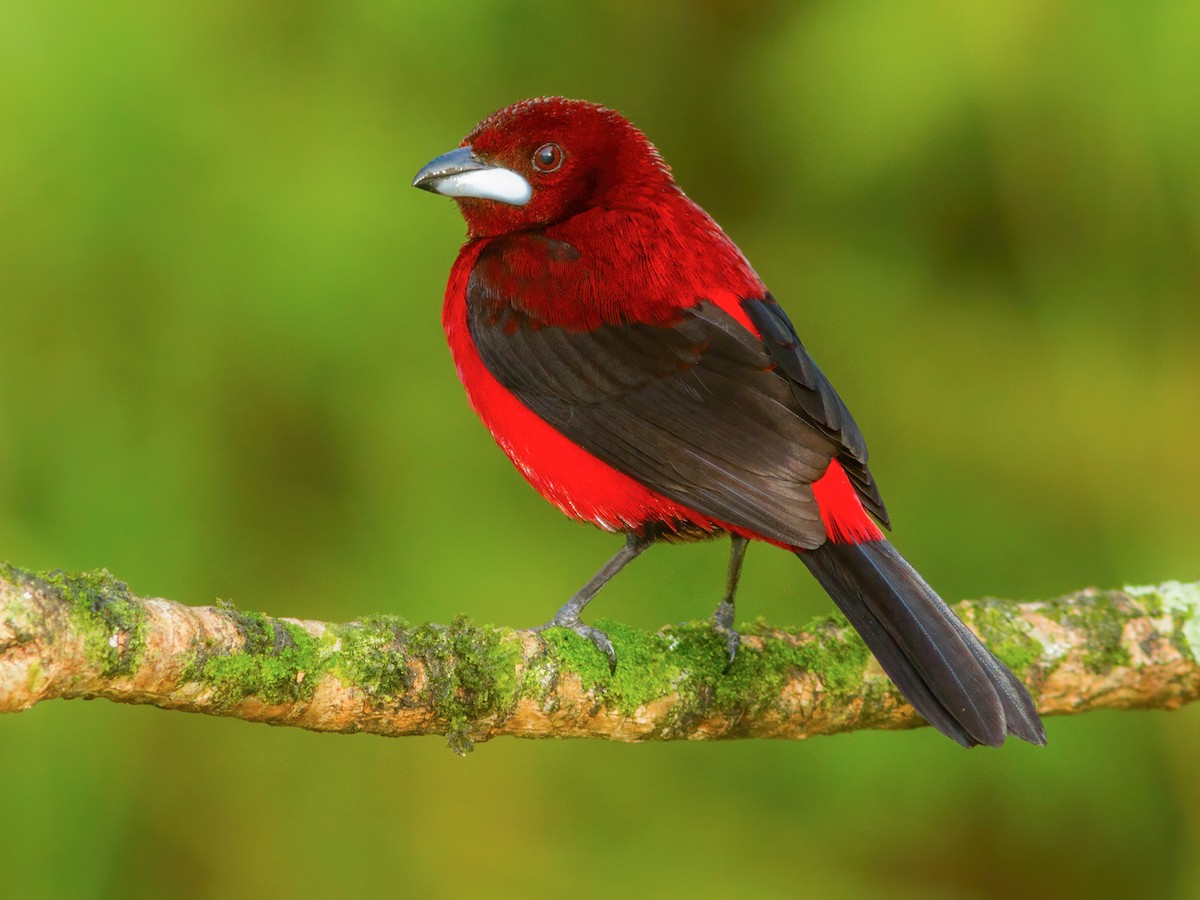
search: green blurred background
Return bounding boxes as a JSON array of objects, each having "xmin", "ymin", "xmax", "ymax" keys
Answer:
[{"xmin": 2, "ymin": 1, "xmax": 1198, "ymax": 896}]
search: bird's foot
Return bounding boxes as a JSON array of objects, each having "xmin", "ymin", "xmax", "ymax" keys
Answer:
[
  {"xmin": 533, "ymin": 614, "xmax": 618, "ymax": 673},
  {"xmin": 710, "ymin": 598, "xmax": 740, "ymax": 673}
]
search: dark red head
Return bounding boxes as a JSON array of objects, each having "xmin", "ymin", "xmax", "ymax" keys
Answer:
[{"xmin": 413, "ymin": 98, "xmax": 677, "ymax": 238}]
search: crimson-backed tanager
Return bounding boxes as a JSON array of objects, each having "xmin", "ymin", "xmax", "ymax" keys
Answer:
[{"xmin": 412, "ymin": 97, "xmax": 1044, "ymax": 748}]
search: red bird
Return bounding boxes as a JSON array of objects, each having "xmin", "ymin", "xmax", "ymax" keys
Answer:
[{"xmin": 413, "ymin": 97, "xmax": 1044, "ymax": 748}]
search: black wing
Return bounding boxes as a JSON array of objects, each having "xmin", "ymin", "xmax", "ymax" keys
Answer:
[
  {"xmin": 467, "ymin": 258, "xmax": 886, "ymax": 548},
  {"xmin": 743, "ymin": 297, "xmax": 888, "ymax": 526}
]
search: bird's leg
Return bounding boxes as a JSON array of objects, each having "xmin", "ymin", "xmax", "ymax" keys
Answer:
[
  {"xmin": 533, "ymin": 531, "xmax": 654, "ymax": 671},
  {"xmin": 711, "ymin": 535, "xmax": 748, "ymax": 672}
]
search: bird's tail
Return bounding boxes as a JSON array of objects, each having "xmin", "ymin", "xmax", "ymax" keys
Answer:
[{"xmin": 799, "ymin": 539, "xmax": 1045, "ymax": 747}]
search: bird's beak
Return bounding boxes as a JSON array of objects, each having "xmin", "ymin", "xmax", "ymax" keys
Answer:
[{"xmin": 411, "ymin": 145, "xmax": 532, "ymax": 207}]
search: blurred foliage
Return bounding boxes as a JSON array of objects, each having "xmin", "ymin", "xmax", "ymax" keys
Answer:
[{"xmin": 1, "ymin": 1, "xmax": 1198, "ymax": 897}]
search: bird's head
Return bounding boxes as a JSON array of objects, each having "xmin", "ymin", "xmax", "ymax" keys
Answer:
[{"xmin": 412, "ymin": 97, "xmax": 675, "ymax": 238}]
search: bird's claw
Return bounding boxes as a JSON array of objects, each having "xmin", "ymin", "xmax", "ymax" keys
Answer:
[
  {"xmin": 533, "ymin": 616, "xmax": 618, "ymax": 673},
  {"xmin": 711, "ymin": 598, "xmax": 740, "ymax": 673}
]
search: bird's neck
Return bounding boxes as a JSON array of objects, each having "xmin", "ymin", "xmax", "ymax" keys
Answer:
[{"xmin": 468, "ymin": 194, "xmax": 765, "ymax": 330}]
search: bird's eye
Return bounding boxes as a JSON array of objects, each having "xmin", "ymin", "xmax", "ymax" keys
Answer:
[{"xmin": 532, "ymin": 142, "xmax": 564, "ymax": 173}]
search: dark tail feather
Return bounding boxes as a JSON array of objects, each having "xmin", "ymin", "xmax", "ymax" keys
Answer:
[{"xmin": 799, "ymin": 539, "xmax": 1045, "ymax": 748}]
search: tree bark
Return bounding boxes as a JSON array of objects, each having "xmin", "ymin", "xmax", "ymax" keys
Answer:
[{"xmin": 2, "ymin": 561, "xmax": 1197, "ymax": 751}]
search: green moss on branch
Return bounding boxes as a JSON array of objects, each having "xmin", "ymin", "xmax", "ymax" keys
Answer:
[{"xmin": 3, "ymin": 561, "xmax": 1199, "ymax": 746}]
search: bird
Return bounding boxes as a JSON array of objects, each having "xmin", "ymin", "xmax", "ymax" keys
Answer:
[{"xmin": 412, "ymin": 97, "xmax": 1045, "ymax": 748}]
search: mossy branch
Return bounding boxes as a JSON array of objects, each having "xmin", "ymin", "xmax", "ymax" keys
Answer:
[{"xmin": 2, "ymin": 561, "xmax": 1198, "ymax": 751}]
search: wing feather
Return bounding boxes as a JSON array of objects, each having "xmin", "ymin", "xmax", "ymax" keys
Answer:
[{"xmin": 466, "ymin": 248, "xmax": 887, "ymax": 545}]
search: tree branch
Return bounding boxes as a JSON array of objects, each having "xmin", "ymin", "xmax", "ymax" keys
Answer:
[{"xmin": 2, "ymin": 561, "xmax": 1197, "ymax": 751}]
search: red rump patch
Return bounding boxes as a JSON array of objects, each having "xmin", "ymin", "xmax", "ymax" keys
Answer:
[{"xmin": 812, "ymin": 459, "xmax": 883, "ymax": 544}]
